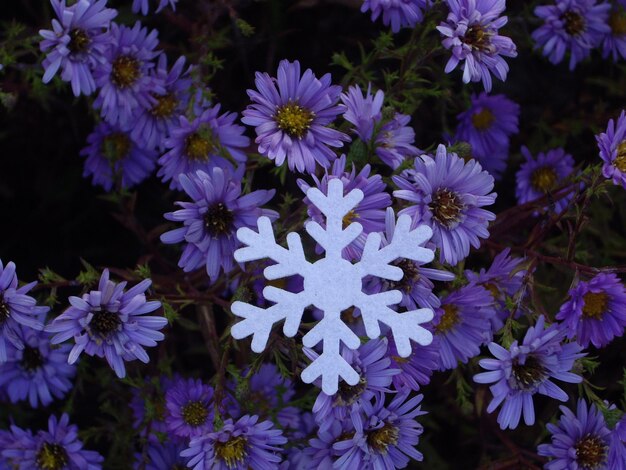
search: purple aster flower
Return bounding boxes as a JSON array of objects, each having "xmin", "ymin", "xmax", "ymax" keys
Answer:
[
  {"xmin": 0, "ymin": 259, "xmax": 46, "ymax": 362},
  {"xmin": 465, "ymin": 248, "xmax": 527, "ymax": 332},
  {"xmin": 335, "ymin": 389, "xmax": 426, "ymax": 468},
  {"xmin": 311, "ymin": 338, "xmax": 398, "ymax": 430},
  {"xmin": 297, "ymin": 154, "xmax": 391, "ymax": 261},
  {"xmin": 474, "ymin": 315, "xmax": 585, "ymax": 430},
  {"xmin": 46, "ymin": 269, "xmax": 166, "ymax": 378},
  {"xmin": 131, "ymin": 54, "xmax": 192, "ymax": 150},
  {"xmin": 230, "ymin": 363, "xmax": 301, "ymax": 432},
  {"xmin": 515, "ymin": 146, "xmax": 576, "ymax": 214},
  {"xmin": 538, "ymin": 399, "xmax": 616, "ymax": 470},
  {"xmin": 602, "ymin": 3, "xmax": 626, "ymax": 60},
  {"xmin": 130, "ymin": 374, "xmax": 177, "ymax": 437},
  {"xmin": 241, "ymin": 59, "xmax": 349, "ymax": 174},
  {"xmin": 134, "ymin": 440, "xmax": 188, "ymax": 470},
  {"xmin": 430, "ymin": 284, "xmax": 494, "ymax": 370},
  {"xmin": 304, "ymin": 418, "xmax": 359, "ymax": 468},
  {"xmin": 375, "ymin": 112, "xmax": 420, "ymax": 170},
  {"xmin": 393, "ymin": 144, "xmax": 497, "ymax": 266},
  {"xmin": 361, "ymin": 0, "xmax": 431, "ymax": 33},
  {"xmin": 181, "ymin": 414, "xmax": 287, "ymax": 470},
  {"xmin": 0, "ymin": 319, "xmax": 75, "ymax": 408},
  {"xmin": 597, "ymin": 110, "xmax": 626, "ymax": 189},
  {"xmin": 157, "ymin": 104, "xmax": 249, "ymax": 190},
  {"xmin": 93, "ymin": 21, "xmax": 164, "ymax": 128},
  {"xmin": 80, "ymin": 121, "xmax": 158, "ymax": 192},
  {"xmin": 532, "ymin": 0, "xmax": 611, "ymax": 70},
  {"xmin": 366, "ymin": 208, "xmax": 455, "ymax": 310},
  {"xmin": 340, "ymin": 84, "xmax": 419, "ymax": 169},
  {"xmin": 385, "ymin": 329, "xmax": 440, "ymax": 391},
  {"xmin": 132, "ymin": 0, "xmax": 178, "ymax": 15},
  {"xmin": 454, "ymin": 92, "xmax": 520, "ymax": 179},
  {"xmin": 556, "ymin": 272, "xmax": 626, "ymax": 348},
  {"xmin": 160, "ymin": 167, "xmax": 277, "ymax": 282},
  {"xmin": 340, "ymin": 83, "xmax": 384, "ymax": 142},
  {"xmin": 165, "ymin": 377, "xmax": 214, "ymax": 438},
  {"xmin": 437, "ymin": 0, "xmax": 517, "ymax": 92},
  {"xmin": 39, "ymin": 0, "xmax": 117, "ymax": 96},
  {"xmin": 1, "ymin": 413, "xmax": 104, "ymax": 469}
]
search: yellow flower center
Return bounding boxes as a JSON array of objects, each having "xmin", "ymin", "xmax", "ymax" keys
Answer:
[
  {"xmin": 575, "ymin": 434, "xmax": 607, "ymax": 468},
  {"xmin": 102, "ymin": 132, "xmax": 131, "ymax": 163},
  {"xmin": 204, "ymin": 203, "xmax": 234, "ymax": 236},
  {"xmin": 531, "ymin": 167, "xmax": 558, "ymax": 193},
  {"xmin": 430, "ymin": 188, "xmax": 464, "ymax": 228},
  {"xmin": 471, "ymin": 108, "xmax": 495, "ymax": 131},
  {"xmin": 90, "ymin": 310, "xmax": 121, "ymax": 339},
  {"xmin": 215, "ymin": 435, "xmax": 248, "ymax": 468},
  {"xmin": 36, "ymin": 443, "xmax": 69, "ymax": 470},
  {"xmin": 181, "ymin": 400, "xmax": 209, "ymax": 427},
  {"xmin": 184, "ymin": 132, "xmax": 215, "ymax": 161},
  {"xmin": 111, "ymin": 55, "xmax": 140, "ymax": 88},
  {"xmin": 463, "ymin": 25, "xmax": 492, "ymax": 51},
  {"xmin": 511, "ymin": 355, "xmax": 546, "ymax": 391},
  {"xmin": 614, "ymin": 140, "xmax": 626, "ymax": 172},
  {"xmin": 68, "ymin": 28, "xmax": 90, "ymax": 53},
  {"xmin": 582, "ymin": 292, "xmax": 608, "ymax": 319},
  {"xmin": 275, "ymin": 103, "xmax": 314, "ymax": 138},
  {"xmin": 367, "ymin": 423, "xmax": 400, "ymax": 453},
  {"xmin": 562, "ymin": 10, "xmax": 586, "ymax": 36},
  {"xmin": 435, "ymin": 304, "xmax": 459, "ymax": 334},
  {"xmin": 335, "ymin": 376, "xmax": 367, "ymax": 406},
  {"xmin": 0, "ymin": 299, "xmax": 10, "ymax": 324},
  {"xmin": 150, "ymin": 93, "xmax": 178, "ymax": 118},
  {"xmin": 342, "ymin": 209, "xmax": 359, "ymax": 227},
  {"xmin": 609, "ymin": 10, "xmax": 626, "ymax": 35}
]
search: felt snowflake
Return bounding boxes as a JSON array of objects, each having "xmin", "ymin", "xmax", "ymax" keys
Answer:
[{"xmin": 231, "ymin": 179, "xmax": 435, "ymax": 394}]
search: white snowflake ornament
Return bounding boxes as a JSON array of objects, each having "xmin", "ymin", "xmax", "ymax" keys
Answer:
[{"xmin": 231, "ymin": 178, "xmax": 436, "ymax": 395}]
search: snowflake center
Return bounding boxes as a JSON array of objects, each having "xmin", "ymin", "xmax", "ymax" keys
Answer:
[
  {"xmin": 20, "ymin": 346, "xmax": 44, "ymax": 371},
  {"xmin": 575, "ymin": 434, "xmax": 607, "ymax": 468},
  {"xmin": 335, "ymin": 376, "xmax": 367, "ymax": 406},
  {"xmin": 614, "ymin": 141, "xmax": 626, "ymax": 172},
  {"xmin": 562, "ymin": 10, "xmax": 586, "ymax": 36},
  {"xmin": 435, "ymin": 304, "xmax": 459, "ymax": 333},
  {"xmin": 181, "ymin": 400, "xmax": 209, "ymax": 427},
  {"xmin": 511, "ymin": 355, "xmax": 547, "ymax": 391},
  {"xmin": 215, "ymin": 435, "xmax": 248, "ymax": 467},
  {"xmin": 609, "ymin": 10, "xmax": 626, "ymax": 35},
  {"xmin": 68, "ymin": 28, "xmax": 90, "ymax": 54},
  {"xmin": 305, "ymin": 258, "xmax": 361, "ymax": 311},
  {"xmin": 111, "ymin": 55, "xmax": 140, "ymax": 88},
  {"xmin": 36, "ymin": 442, "xmax": 69, "ymax": 470},
  {"xmin": 385, "ymin": 259, "xmax": 419, "ymax": 293},
  {"xmin": 471, "ymin": 108, "xmax": 495, "ymax": 131},
  {"xmin": 582, "ymin": 292, "xmax": 608, "ymax": 319},
  {"xmin": 531, "ymin": 167, "xmax": 557, "ymax": 193},
  {"xmin": 463, "ymin": 25, "xmax": 493, "ymax": 52},
  {"xmin": 185, "ymin": 131, "xmax": 215, "ymax": 161},
  {"xmin": 275, "ymin": 102, "xmax": 314, "ymax": 138},
  {"xmin": 150, "ymin": 92, "xmax": 178, "ymax": 118},
  {"xmin": 0, "ymin": 298, "xmax": 10, "ymax": 324},
  {"xmin": 102, "ymin": 132, "xmax": 131, "ymax": 163},
  {"xmin": 90, "ymin": 310, "xmax": 121, "ymax": 339},
  {"xmin": 430, "ymin": 188, "xmax": 464, "ymax": 228},
  {"xmin": 204, "ymin": 203, "xmax": 234, "ymax": 236},
  {"xmin": 367, "ymin": 422, "xmax": 399, "ymax": 453}
]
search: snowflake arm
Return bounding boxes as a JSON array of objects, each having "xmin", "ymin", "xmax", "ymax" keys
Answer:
[
  {"xmin": 231, "ymin": 287, "xmax": 311, "ymax": 352},
  {"xmin": 301, "ymin": 313, "xmax": 361, "ymax": 395},
  {"xmin": 357, "ymin": 213, "xmax": 434, "ymax": 280},
  {"xmin": 234, "ymin": 215, "xmax": 311, "ymax": 279},
  {"xmin": 356, "ymin": 290, "xmax": 434, "ymax": 357}
]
